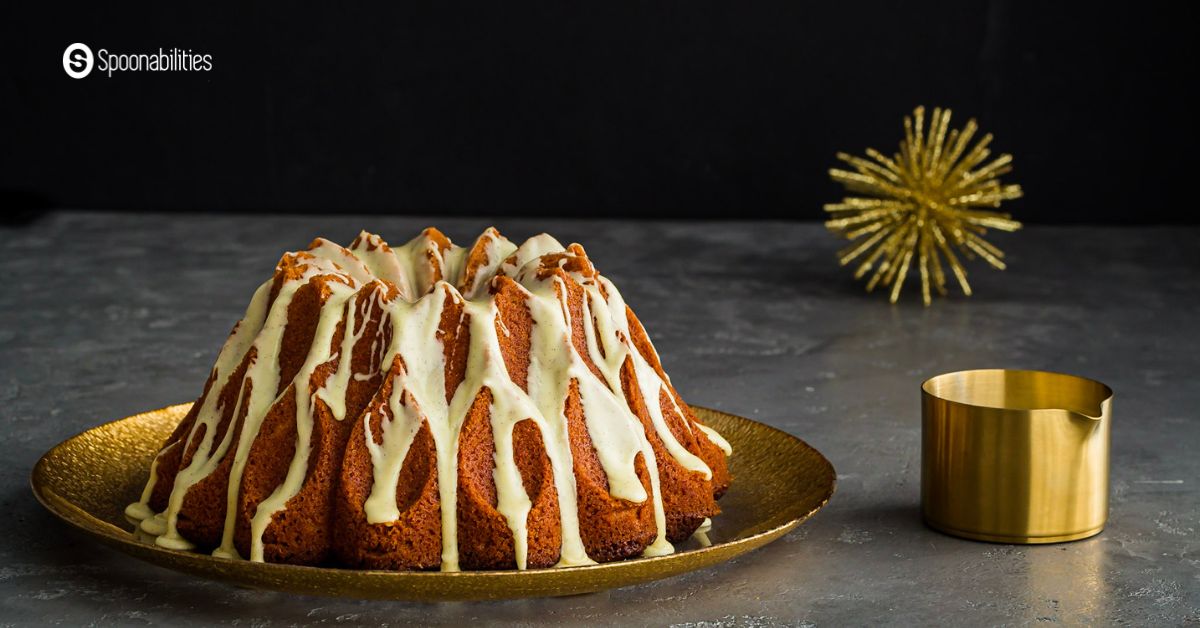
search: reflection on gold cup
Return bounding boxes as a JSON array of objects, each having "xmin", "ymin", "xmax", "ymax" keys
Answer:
[{"xmin": 921, "ymin": 369, "xmax": 1113, "ymax": 543}]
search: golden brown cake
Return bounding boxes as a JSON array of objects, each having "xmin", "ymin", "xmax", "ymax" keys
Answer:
[{"xmin": 126, "ymin": 227, "xmax": 732, "ymax": 571}]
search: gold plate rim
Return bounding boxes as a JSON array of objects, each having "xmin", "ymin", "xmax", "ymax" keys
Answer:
[{"xmin": 31, "ymin": 403, "xmax": 835, "ymax": 601}]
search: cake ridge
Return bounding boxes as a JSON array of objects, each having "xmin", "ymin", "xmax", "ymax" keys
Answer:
[{"xmin": 126, "ymin": 227, "xmax": 731, "ymax": 571}]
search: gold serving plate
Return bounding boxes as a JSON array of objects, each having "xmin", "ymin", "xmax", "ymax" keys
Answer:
[{"xmin": 31, "ymin": 403, "xmax": 834, "ymax": 600}]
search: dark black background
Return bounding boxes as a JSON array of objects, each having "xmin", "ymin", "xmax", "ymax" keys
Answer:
[{"xmin": 2, "ymin": 2, "xmax": 1196, "ymax": 223}]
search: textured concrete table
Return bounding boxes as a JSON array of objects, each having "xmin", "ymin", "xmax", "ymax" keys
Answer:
[{"xmin": 2, "ymin": 212, "xmax": 1197, "ymax": 626}]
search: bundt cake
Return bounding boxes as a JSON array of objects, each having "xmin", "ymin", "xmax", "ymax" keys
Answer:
[{"xmin": 125, "ymin": 227, "xmax": 732, "ymax": 571}]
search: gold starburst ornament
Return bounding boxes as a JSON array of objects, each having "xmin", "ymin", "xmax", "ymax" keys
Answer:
[{"xmin": 824, "ymin": 106, "xmax": 1023, "ymax": 305}]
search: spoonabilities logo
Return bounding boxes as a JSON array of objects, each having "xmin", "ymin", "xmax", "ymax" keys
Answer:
[
  {"xmin": 60, "ymin": 43, "xmax": 212, "ymax": 78},
  {"xmin": 63, "ymin": 43, "xmax": 93, "ymax": 79}
]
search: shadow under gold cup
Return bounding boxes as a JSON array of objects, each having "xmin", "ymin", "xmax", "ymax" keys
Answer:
[{"xmin": 921, "ymin": 369, "xmax": 1113, "ymax": 544}]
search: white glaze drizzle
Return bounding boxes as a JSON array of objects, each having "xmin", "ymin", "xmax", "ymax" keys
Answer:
[
  {"xmin": 696, "ymin": 424, "xmax": 733, "ymax": 456},
  {"xmin": 460, "ymin": 229, "xmax": 518, "ymax": 300},
  {"xmin": 592, "ymin": 276, "xmax": 713, "ymax": 480},
  {"xmin": 127, "ymin": 229, "xmax": 730, "ymax": 570},
  {"xmin": 123, "ymin": 441, "xmax": 171, "ymax": 522},
  {"xmin": 144, "ymin": 276, "xmax": 278, "ymax": 550},
  {"xmin": 246, "ymin": 279, "xmax": 361, "ymax": 561}
]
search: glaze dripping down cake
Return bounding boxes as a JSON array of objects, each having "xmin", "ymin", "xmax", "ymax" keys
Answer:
[{"xmin": 126, "ymin": 228, "xmax": 732, "ymax": 571}]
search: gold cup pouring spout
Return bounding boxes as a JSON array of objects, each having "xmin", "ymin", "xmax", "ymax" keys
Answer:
[{"xmin": 921, "ymin": 369, "xmax": 1114, "ymax": 544}]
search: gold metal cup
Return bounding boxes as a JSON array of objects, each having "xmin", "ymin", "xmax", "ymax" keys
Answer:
[{"xmin": 921, "ymin": 369, "xmax": 1113, "ymax": 544}]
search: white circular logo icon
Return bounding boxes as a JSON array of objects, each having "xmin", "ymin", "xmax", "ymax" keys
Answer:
[{"xmin": 63, "ymin": 43, "xmax": 93, "ymax": 79}]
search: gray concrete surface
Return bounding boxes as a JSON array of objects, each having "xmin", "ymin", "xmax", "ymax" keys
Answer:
[{"xmin": 1, "ymin": 211, "xmax": 1197, "ymax": 626}]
